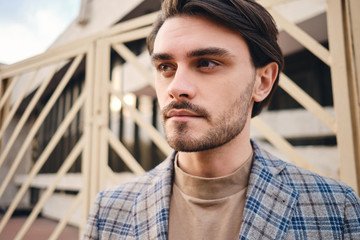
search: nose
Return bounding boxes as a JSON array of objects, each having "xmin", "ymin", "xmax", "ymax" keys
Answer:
[{"xmin": 167, "ymin": 67, "xmax": 196, "ymax": 100}]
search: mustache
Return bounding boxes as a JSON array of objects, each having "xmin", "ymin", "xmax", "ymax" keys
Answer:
[{"xmin": 161, "ymin": 101, "xmax": 210, "ymax": 119}]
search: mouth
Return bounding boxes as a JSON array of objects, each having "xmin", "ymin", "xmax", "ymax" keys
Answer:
[
  {"xmin": 165, "ymin": 109, "xmax": 202, "ymax": 120},
  {"xmin": 161, "ymin": 101, "xmax": 209, "ymax": 122}
]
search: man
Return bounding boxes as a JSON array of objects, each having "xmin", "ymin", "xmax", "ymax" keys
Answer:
[{"xmin": 83, "ymin": 0, "xmax": 360, "ymax": 239}]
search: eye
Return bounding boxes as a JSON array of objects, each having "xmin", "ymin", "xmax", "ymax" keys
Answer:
[
  {"xmin": 197, "ymin": 59, "xmax": 220, "ymax": 70},
  {"xmin": 158, "ymin": 64, "xmax": 168, "ymax": 72},
  {"xmin": 157, "ymin": 64, "xmax": 173, "ymax": 72},
  {"xmin": 156, "ymin": 63, "xmax": 176, "ymax": 77}
]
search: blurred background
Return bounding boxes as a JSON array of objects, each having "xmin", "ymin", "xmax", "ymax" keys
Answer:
[{"xmin": 0, "ymin": 0, "xmax": 81, "ymax": 64}]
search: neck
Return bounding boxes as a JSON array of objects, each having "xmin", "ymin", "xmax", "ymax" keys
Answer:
[{"xmin": 177, "ymin": 125, "xmax": 253, "ymax": 178}]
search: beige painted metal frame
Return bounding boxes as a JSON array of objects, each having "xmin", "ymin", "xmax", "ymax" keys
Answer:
[
  {"xmin": 343, "ymin": 0, "xmax": 360, "ymax": 192},
  {"xmin": 0, "ymin": 0, "xmax": 359, "ymax": 239},
  {"xmin": 0, "ymin": 11, "xmax": 159, "ymax": 239},
  {"xmin": 326, "ymin": 0, "xmax": 359, "ymax": 191},
  {"xmin": 0, "ymin": 54, "xmax": 87, "ymax": 237},
  {"xmin": 261, "ymin": 0, "xmax": 359, "ymax": 192}
]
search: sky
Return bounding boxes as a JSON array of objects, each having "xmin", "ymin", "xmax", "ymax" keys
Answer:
[{"xmin": 0, "ymin": 0, "xmax": 81, "ymax": 65}]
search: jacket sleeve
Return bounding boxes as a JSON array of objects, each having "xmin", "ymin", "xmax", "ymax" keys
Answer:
[
  {"xmin": 343, "ymin": 188, "xmax": 360, "ymax": 238},
  {"xmin": 82, "ymin": 191, "xmax": 103, "ymax": 240}
]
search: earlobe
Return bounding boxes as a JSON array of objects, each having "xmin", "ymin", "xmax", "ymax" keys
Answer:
[{"xmin": 253, "ymin": 62, "xmax": 278, "ymax": 102}]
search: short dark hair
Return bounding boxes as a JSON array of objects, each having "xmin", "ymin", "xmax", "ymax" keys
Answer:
[{"xmin": 147, "ymin": 0, "xmax": 284, "ymax": 117}]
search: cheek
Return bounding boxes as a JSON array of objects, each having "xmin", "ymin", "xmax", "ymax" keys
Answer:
[
  {"xmin": 210, "ymin": 83, "xmax": 240, "ymax": 102},
  {"xmin": 155, "ymin": 84, "xmax": 168, "ymax": 108}
]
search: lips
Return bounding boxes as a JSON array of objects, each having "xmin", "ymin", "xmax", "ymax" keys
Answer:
[
  {"xmin": 161, "ymin": 101, "xmax": 210, "ymax": 121},
  {"xmin": 166, "ymin": 109, "xmax": 201, "ymax": 119}
]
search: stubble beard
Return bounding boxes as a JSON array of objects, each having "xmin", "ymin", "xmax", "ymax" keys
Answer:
[{"xmin": 161, "ymin": 81, "xmax": 254, "ymax": 152}]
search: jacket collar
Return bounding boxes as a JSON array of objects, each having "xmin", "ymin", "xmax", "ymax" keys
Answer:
[
  {"xmin": 239, "ymin": 141, "xmax": 299, "ymax": 239},
  {"xmin": 134, "ymin": 152, "xmax": 175, "ymax": 240}
]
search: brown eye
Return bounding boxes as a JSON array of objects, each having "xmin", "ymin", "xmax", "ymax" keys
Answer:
[
  {"xmin": 157, "ymin": 63, "xmax": 176, "ymax": 78},
  {"xmin": 158, "ymin": 64, "xmax": 173, "ymax": 72},
  {"xmin": 197, "ymin": 59, "xmax": 219, "ymax": 69}
]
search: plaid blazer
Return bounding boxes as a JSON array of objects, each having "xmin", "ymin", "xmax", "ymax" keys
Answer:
[{"xmin": 82, "ymin": 141, "xmax": 360, "ymax": 239}]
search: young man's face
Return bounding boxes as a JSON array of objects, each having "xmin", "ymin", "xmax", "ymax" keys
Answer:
[{"xmin": 151, "ymin": 15, "xmax": 257, "ymax": 152}]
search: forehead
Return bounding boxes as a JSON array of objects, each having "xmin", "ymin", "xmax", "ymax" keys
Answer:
[{"xmin": 153, "ymin": 15, "xmax": 250, "ymax": 57}]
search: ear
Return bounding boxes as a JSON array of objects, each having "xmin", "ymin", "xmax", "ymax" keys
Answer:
[{"xmin": 253, "ymin": 62, "xmax": 278, "ymax": 102}]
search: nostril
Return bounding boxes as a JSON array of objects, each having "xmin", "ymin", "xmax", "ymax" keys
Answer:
[
  {"xmin": 168, "ymin": 90, "xmax": 190, "ymax": 99},
  {"xmin": 167, "ymin": 80, "xmax": 195, "ymax": 100}
]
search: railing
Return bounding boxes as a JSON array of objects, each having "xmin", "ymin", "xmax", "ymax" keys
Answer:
[{"xmin": 0, "ymin": 0, "xmax": 359, "ymax": 239}]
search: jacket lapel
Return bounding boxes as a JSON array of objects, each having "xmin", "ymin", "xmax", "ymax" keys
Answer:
[
  {"xmin": 134, "ymin": 152, "xmax": 175, "ymax": 240},
  {"xmin": 239, "ymin": 144, "xmax": 299, "ymax": 240}
]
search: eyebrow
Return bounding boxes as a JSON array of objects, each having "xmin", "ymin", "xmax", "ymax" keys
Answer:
[
  {"xmin": 151, "ymin": 47, "xmax": 234, "ymax": 63},
  {"xmin": 187, "ymin": 47, "xmax": 233, "ymax": 58},
  {"xmin": 151, "ymin": 53, "xmax": 174, "ymax": 63}
]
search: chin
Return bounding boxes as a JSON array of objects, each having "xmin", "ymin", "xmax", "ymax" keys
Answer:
[{"xmin": 167, "ymin": 134, "xmax": 236, "ymax": 153}]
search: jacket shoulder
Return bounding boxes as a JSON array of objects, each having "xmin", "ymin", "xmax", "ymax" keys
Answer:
[
  {"xmin": 252, "ymin": 141, "xmax": 354, "ymax": 196},
  {"xmin": 279, "ymin": 158, "xmax": 360, "ymax": 237},
  {"xmin": 99, "ymin": 156, "xmax": 173, "ymax": 205},
  {"xmin": 281, "ymin": 161, "xmax": 353, "ymax": 196},
  {"xmin": 82, "ymin": 155, "xmax": 174, "ymax": 239}
]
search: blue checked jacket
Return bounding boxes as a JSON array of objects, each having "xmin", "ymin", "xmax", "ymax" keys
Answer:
[{"xmin": 82, "ymin": 142, "xmax": 360, "ymax": 239}]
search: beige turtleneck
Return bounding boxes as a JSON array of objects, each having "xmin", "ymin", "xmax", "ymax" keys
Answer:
[{"xmin": 168, "ymin": 153, "xmax": 253, "ymax": 240}]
